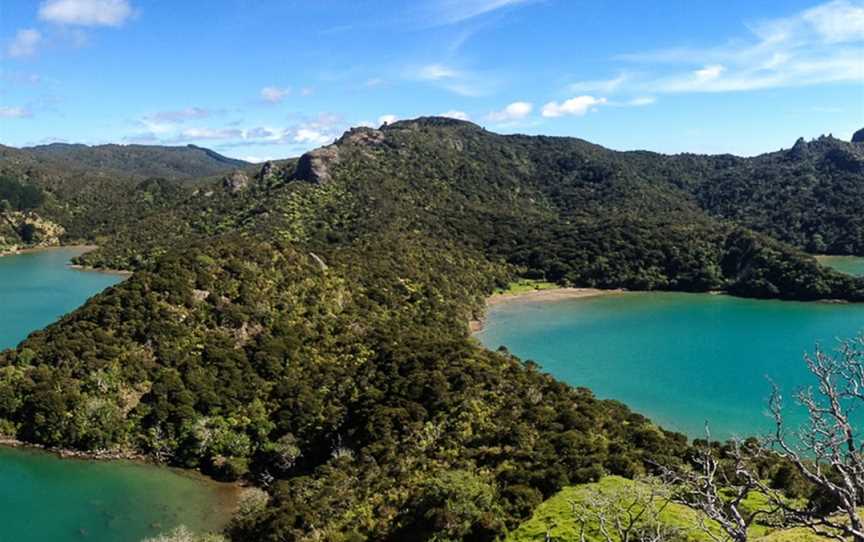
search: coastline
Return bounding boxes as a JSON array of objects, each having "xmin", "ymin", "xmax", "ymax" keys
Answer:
[
  {"xmin": 0, "ymin": 244, "xmax": 133, "ymax": 276},
  {"xmin": 0, "ymin": 244, "xmax": 96, "ymax": 258},
  {"xmin": 470, "ymin": 287, "xmax": 622, "ymax": 333},
  {"xmin": 0, "ymin": 437, "xmax": 244, "ymax": 530}
]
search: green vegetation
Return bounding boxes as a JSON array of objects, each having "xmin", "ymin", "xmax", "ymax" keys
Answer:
[
  {"xmin": 505, "ymin": 477, "xmax": 833, "ymax": 542},
  {"xmin": 494, "ymin": 279, "xmax": 559, "ymax": 295},
  {"xmin": 0, "ymin": 175, "xmax": 45, "ymax": 211},
  {"xmin": 0, "ymin": 118, "xmax": 863, "ymax": 540}
]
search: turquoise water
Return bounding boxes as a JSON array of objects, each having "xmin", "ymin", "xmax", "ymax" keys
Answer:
[
  {"xmin": 818, "ymin": 255, "xmax": 864, "ymax": 277},
  {"xmin": 0, "ymin": 248, "xmax": 122, "ymax": 348},
  {"xmin": 479, "ymin": 290, "xmax": 864, "ymax": 440},
  {"xmin": 0, "ymin": 248, "xmax": 235, "ymax": 542}
]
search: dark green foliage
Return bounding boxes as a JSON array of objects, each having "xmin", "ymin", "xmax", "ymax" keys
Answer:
[
  {"xmin": 0, "ymin": 175, "xmax": 44, "ymax": 211},
  {"xmin": 1, "ymin": 118, "xmax": 863, "ymax": 540},
  {"xmin": 22, "ymin": 142, "xmax": 248, "ymax": 180},
  {"xmin": 0, "ymin": 236, "xmax": 689, "ymax": 540}
]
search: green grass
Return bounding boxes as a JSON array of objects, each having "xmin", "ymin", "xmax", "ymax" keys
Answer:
[
  {"xmin": 504, "ymin": 477, "xmax": 835, "ymax": 542},
  {"xmin": 494, "ymin": 278, "xmax": 559, "ymax": 296}
]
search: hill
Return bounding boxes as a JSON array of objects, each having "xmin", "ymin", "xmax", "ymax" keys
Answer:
[
  {"xmin": 21, "ymin": 142, "xmax": 249, "ymax": 180},
  {"xmin": 0, "ymin": 118, "xmax": 863, "ymax": 540}
]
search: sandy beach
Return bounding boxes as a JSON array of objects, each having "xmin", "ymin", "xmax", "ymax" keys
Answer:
[{"xmin": 470, "ymin": 287, "xmax": 622, "ymax": 333}]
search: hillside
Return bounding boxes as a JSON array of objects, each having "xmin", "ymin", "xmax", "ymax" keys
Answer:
[
  {"xmin": 0, "ymin": 118, "xmax": 863, "ymax": 540},
  {"xmin": 21, "ymin": 142, "xmax": 249, "ymax": 180},
  {"xmin": 68, "ymin": 118, "xmax": 864, "ymax": 301}
]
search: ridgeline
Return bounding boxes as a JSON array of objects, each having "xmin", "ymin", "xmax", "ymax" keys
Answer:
[{"xmin": 0, "ymin": 118, "xmax": 863, "ymax": 540}]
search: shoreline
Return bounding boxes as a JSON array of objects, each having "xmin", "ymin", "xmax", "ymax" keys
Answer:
[
  {"xmin": 470, "ymin": 287, "xmax": 622, "ymax": 333},
  {"xmin": 0, "ymin": 437, "xmax": 244, "ymax": 530},
  {"xmin": 0, "ymin": 243, "xmax": 97, "ymax": 258},
  {"xmin": 0, "ymin": 244, "xmax": 133, "ymax": 276}
]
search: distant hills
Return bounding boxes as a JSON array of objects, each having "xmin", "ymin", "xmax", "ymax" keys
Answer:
[{"xmin": 16, "ymin": 142, "xmax": 249, "ymax": 180}]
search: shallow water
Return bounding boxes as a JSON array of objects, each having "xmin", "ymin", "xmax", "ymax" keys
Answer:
[
  {"xmin": 0, "ymin": 248, "xmax": 235, "ymax": 541},
  {"xmin": 0, "ymin": 247, "xmax": 122, "ymax": 348},
  {"xmin": 817, "ymin": 254, "xmax": 864, "ymax": 277},
  {"xmin": 478, "ymin": 287, "xmax": 864, "ymax": 440}
]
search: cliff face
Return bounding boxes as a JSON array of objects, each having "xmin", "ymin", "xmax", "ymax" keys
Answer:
[{"xmin": 0, "ymin": 211, "xmax": 65, "ymax": 254}]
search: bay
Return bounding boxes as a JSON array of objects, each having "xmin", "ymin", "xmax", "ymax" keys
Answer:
[
  {"xmin": 0, "ymin": 248, "xmax": 235, "ymax": 542},
  {"xmin": 478, "ymin": 283, "xmax": 864, "ymax": 440},
  {"xmin": 817, "ymin": 254, "xmax": 864, "ymax": 277}
]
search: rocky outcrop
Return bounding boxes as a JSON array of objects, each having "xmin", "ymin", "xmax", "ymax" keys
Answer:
[
  {"xmin": 223, "ymin": 170, "xmax": 251, "ymax": 193},
  {"xmin": 256, "ymin": 161, "xmax": 278, "ymax": 185},
  {"xmin": 295, "ymin": 145, "xmax": 341, "ymax": 185},
  {"xmin": 337, "ymin": 127, "xmax": 385, "ymax": 146},
  {"xmin": 0, "ymin": 211, "xmax": 64, "ymax": 253},
  {"xmin": 853, "ymin": 128, "xmax": 864, "ymax": 144}
]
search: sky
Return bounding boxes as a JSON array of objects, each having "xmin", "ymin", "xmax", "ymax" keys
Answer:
[{"xmin": 1, "ymin": 0, "xmax": 863, "ymax": 162}]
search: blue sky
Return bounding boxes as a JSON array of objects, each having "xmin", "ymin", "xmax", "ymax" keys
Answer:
[{"xmin": 1, "ymin": 0, "xmax": 862, "ymax": 161}]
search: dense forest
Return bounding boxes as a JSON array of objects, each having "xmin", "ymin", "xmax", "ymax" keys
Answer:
[{"xmin": 0, "ymin": 118, "xmax": 863, "ymax": 540}]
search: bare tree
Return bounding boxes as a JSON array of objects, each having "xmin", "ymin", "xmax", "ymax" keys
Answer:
[
  {"xmin": 569, "ymin": 476, "xmax": 683, "ymax": 542},
  {"xmin": 762, "ymin": 336, "xmax": 864, "ymax": 541},
  {"xmin": 658, "ymin": 428, "xmax": 775, "ymax": 542}
]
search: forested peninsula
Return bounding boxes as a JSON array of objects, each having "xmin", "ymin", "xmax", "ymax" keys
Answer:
[{"xmin": 1, "ymin": 118, "xmax": 863, "ymax": 540}]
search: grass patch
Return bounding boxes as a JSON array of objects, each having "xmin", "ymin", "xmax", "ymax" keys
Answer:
[
  {"xmin": 494, "ymin": 278, "xmax": 559, "ymax": 295},
  {"xmin": 504, "ymin": 476, "xmax": 836, "ymax": 542}
]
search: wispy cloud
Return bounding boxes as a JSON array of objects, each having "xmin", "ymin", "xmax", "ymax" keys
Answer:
[
  {"xmin": 38, "ymin": 0, "xmax": 135, "ymax": 27},
  {"xmin": 429, "ymin": 0, "xmax": 535, "ymax": 25},
  {"xmin": 487, "ymin": 101, "xmax": 533, "ymax": 123},
  {"xmin": 407, "ymin": 63, "xmax": 496, "ymax": 96},
  {"xmin": 260, "ymin": 86, "xmax": 291, "ymax": 104},
  {"xmin": 417, "ymin": 63, "xmax": 461, "ymax": 80},
  {"xmin": 568, "ymin": 74, "xmax": 629, "ymax": 93},
  {"xmin": 587, "ymin": 0, "xmax": 864, "ymax": 96},
  {"xmin": 7, "ymin": 29, "xmax": 42, "ymax": 58},
  {"xmin": 146, "ymin": 107, "xmax": 212, "ymax": 123},
  {"xmin": 0, "ymin": 106, "xmax": 33, "ymax": 118}
]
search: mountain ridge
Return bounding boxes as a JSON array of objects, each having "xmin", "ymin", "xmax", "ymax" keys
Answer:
[{"xmin": 0, "ymin": 117, "xmax": 862, "ymax": 540}]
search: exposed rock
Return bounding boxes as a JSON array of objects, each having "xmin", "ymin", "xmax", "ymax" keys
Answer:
[
  {"xmin": 191, "ymin": 289, "xmax": 210, "ymax": 302},
  {"xmin": 789, "ymin": 137, "xmax": 808, "ymax": 159},
  {"xmin": 0, "ymin": 211, "xmax": 64, "ymax": 251},
  {"xmin": 309, "ymin": 252, "xmax": 328, "ymax": 271},
  {"xmin": 853, "ymin": 128, "xmax": 864, "ymax": 144},
  {"xmin": 223, "ymin": 170, "xmax": 251, "ymax": 193},
  {"xmin": 257, "ymin": 161, "xmax": 277, "ymax": 184},
  {"xmin": 295, "ymin": 146, "xmax": 341, "ymax": 185},
  {"xmin": 338, "ymin": 127, "xmax": 385, "ymax": 146}
]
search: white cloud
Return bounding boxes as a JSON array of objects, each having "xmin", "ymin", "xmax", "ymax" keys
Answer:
[
  {"xmin": 440, "ymin": 110, "xmax": 471, "ymax": 121},
  {"xmin": 694, "ymin": 64, "xmax": 726, "ymax": 82},
  {"xmin": 126, "ymin": 112, "xmax": 346, "ymax": 152},
  {"xmin": 608, "ymin": 0, "xmax": 864, "ymax": 95},
  {"xmin": 0, "ymin": 106, "xmax": 33, "ymax": 118},
  {"xmin": 300, "ymin": 87, "xmax": 315, "ymax": 96},
  {"xmin": 378, "ymin": 114, "xmax": 399, "ymax": 126},
  {"xmin": 7, "ymin": 29, "xmax": 42, "ymax": 58},
  {"xmin": 260, "ymin": 86, "xmax": 291, "ymax": 103},
  {"xmin": 146, "ymin": 107, "xmax": 211, "ymax": 123},
  {"xmin": 407, "ymin": 63, "xmax": 494, "ymax": 96},
  {"xmin": 626, "ymin": 96, "xmax": 656, "ymax": 106},
  {"xmin": 293, "ymin": 128, "xmax": 331, "ymax": 145},
  {"xmin": 179, "ymin": 127, "xmax": 243, "ymax": 140},
  {"xmin": 417, "ymin": 63, "xmax": 460, "ymax": 80},
  {"xmin": 431, "ymin": 0, "xmax": 535, "ymax": 25},
  {"xmin": 487, "ymin": 101, "xmax": 533, "ymax": 123},
  {"xmin": 39, "ymin": 0, "xmax": 134, "ymax": 27},
  {"xmin": 569, "ymin": 74, "xmax": 628, "ymax": 93},
  {"xmin": 541, "ymin": 96, "xmax": 606, "ymax": 118}
]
